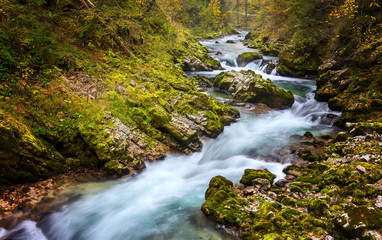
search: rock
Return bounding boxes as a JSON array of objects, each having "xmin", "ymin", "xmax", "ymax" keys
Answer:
[
  {"xmin": 377, "ymin": 181, "xmax": 382, "ymax": 191},
  {"xmin": 335, "ymin": 206, "xmax": 382, "ymax": 237},
  {"xmin": 215, "ymin": 41, "xmax": 219, "ymax": 44},
  {"xmin": 285, "ymin": 174, "xmax": 296, "ymax": 180},
  {"xmin": 243, "ymin": 186, "xmax": 256, "ymax": 195},
  {"xmin": 104, "ymin": 160, "xmax": 131, "ymax": 175},
  {"xmin": 265, "ymin": 63, "xmax": 276, "ymax": 74},
  {"xmin": 356, "ymin": 165, "xmax": 366, "ymax": 173},
  {"xmin": 237, "ymin": 52, "xmax": 263, "ymax": 67},
  {"xmin": 226, "ymin": 40, "xmax": 235, "ymax": 44},
  {"xmin": 79, "ymin": 116, "xmax": 168, "ymax": 175},
  {"xmin": 364, "ymin": 230, "xmax": 382, "ymax": 240},
  {"xmin": 240, "ymin": 169, "xmax": 276, "ymax": 186},
  {"xmin": 260, "ymin": 46, "xmax": 279, "ymax": 56},
  {"xmin": 277, "ymin": 49, "xmax": 321, "ymax": 78},
  {"xmin": 182, "ymin": 57, "xmax": 221, "ymax": 71},
  {"xmin": 253, "ymin": 178, "xmax": 271, "ymax": 191},
  {"xmin": 375, "ymin": 196, "xmax": 382, "ymax": 208},
  {"xmin": 275, "ymin": 179, "xmax": 289, "ymax": 187},
  {"xmin": 213, "ymin": 70, "xmax": 294, "ymax": 109},
  {"xmin": 173, "ymin": 36, "xmax": 222, "ymax": 71},
  {"xmin": 0, "ymin": 116, "xmax": 66, "ymax": 185},
  {"xmin": 346, "ymin": 122, "xmax": 382, "ymax": 135},
  {"xmin": 202, "ymin": 176, "xmax": 234, "ymax": 217},
  {"xmin": 303, "ymin": 131, "xmax": 314, "ymax": 138},
  {"xmin": 315, "ymin": 68, "xmax": 349, "ymax": 102},
  {"xmin": 333, "ymin": 132, "xmax": 349, "ymax": 142},
  {"xmin": 251, "ymin": 103, "xmax": 271, "ymax": 114},
  {"xmin": 308, "ymin": 198, "xmax": 328, "ymax": 217},
  {"xmin": 324, "ymin": 234, "xmax": 334, "ymax": 240},
  {"xmin": 320, "ymin": 113, "xmax": 340, "ymax": 125},
  {"xmin": 192, "ymin": 75, "xmax": 214, "ymax": 88},
  {"xmin": 215, "ymin": 51, "xmax": 222, "ymax": 55}
]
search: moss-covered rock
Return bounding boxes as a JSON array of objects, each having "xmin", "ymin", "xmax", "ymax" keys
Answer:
[
  {"xmin": 277, "ymin": 49, "xmax": 321, "ymax": 78},
  {"xmin": 240, "ymin": 169, "xmax": 276, "ymax": 186},
  {"xmin": 213, "ymin": 70, "xmax": 294, "ymax": 109},
  {"xmin": 334, "ymin": 206, "xmax": 382, "ymax": 238},
  {"xmin": 173, "ymin": 34, "xmax": 222, "ymax": 71},
  {"xmin": 0, "ymin": 115, "xmax": 66, "ymax": 185},
  {"xmin": 237, "ymin": 52, "xmax": 263, "ymax": 67}
]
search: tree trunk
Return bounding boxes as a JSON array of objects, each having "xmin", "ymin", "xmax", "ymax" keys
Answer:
[
  {"xmin": 245, "ymin": 0, "xmax": 247, "ymax": 27},
  {"xmin": 236, "ymin": 0, "xmax": 239, "ymax": 25}
]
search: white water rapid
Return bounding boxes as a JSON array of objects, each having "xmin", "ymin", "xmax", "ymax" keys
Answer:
[{"xmin": 0, "ymin": 32, "xmax": 340, "ymax": 240}]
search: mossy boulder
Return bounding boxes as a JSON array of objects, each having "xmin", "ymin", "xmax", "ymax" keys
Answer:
[
  {"xmin": 237, "ymin": 52, "xmax": 263, "ymax": 67},
  {"xmin": 0, "ymin": 116, "xmax": 66, "ymax": 185},
  {"xmin": 213, "ymin": 70, "xmax": 294, "ymax": 109},
  {"xmin": 260, "ymin": 45, "xmax": 279, "ymax": 56},
  {"xmin": 277, "ymin": 49, "xmax": 321, "ymax": 78},
  {"xmin": 173, "ymin": 34, "xmax": 222, "ymax": 71},
  {"xmin": 240, "ymin": 169, "xmax": 276, "ymax": 186},
  {"xmin": 201, "ymin": 176, "xmax": 250, "ymax": 224},
  {"xmin": 265, "ymin": 63, "xmax": 276, "ymax": 74}
]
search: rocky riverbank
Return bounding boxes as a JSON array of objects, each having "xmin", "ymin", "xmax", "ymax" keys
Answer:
[
  {"xmin": 202, "ymin": 122, "xmax": 382, "ymax": 239},
  {"xmin": 0, "ymin": 0, "xmax": 242, "ymax": 226}
]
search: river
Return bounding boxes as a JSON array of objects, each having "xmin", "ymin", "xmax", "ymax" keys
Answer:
[{"xmin": 0, "ymin": 33, "xmax": 340, "ymax": 240}]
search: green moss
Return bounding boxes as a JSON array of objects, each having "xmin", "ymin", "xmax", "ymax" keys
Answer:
[
  {"xmin": 277, "ymin": 195, "xmax": 297, "ymax": 207},
  {"xmin": 308, "ymin": 198, "xmax": 328, "ymax": 217},
  {"xmin": 290, "ymin": 181, "xmax": 312, "ymax": 193},
  {"xmin": 240, "ymin": 169, "xmax": 276, "ymax": 186},
  {"xmin": 298, "ymin": 149, "xmax": 322, "ymax": 162},
  {"xmin": 334, "ymin": 206, "xmax": 382, "ymax": 238},
  {"xmin": 104, "ymin": 160, "xmax": 130, "ymax": 175},
  {"xmin": 237, "ymin": 52, "xmax": 263, "ymax": 67}
]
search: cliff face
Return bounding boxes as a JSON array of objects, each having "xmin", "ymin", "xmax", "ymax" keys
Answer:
[{"xmin": 0, "ymin": 0, "xmax": 239, "ymax": 185}]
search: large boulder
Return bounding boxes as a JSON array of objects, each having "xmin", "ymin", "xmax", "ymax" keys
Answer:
[
  {"xmin": 0, "ymin": 115, "xmax": 66, "ymax": 185},
  {"xmin": 213, "ymin": 70, "xmax": 294, "ymax": 109},
  {"xmin": 237, "ymin": 52, "xmax": 263, "ymax": 67}
]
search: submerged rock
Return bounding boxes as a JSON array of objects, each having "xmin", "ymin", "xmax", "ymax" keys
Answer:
[{"xmin": 213, "ymin": 70, "xmax": 294, "ymax": 109}]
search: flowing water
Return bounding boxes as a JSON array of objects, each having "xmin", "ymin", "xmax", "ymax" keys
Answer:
[{"xmin": 0, "ymin": 32, "xmax": 340, "ymax": 240}]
